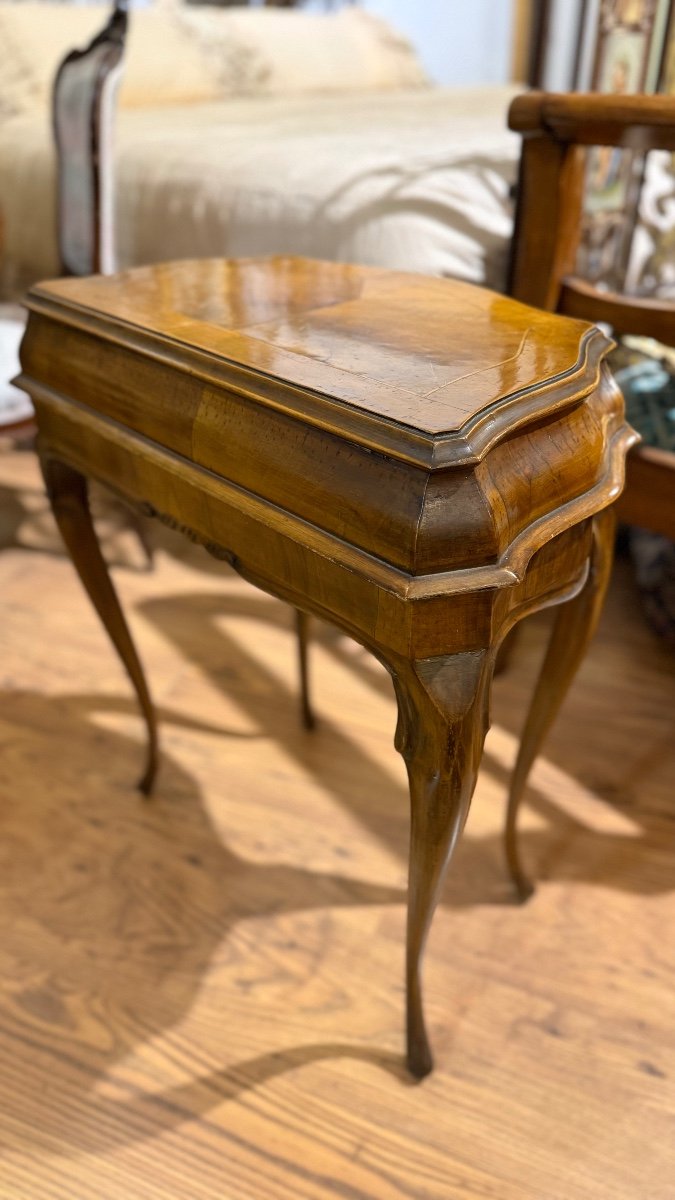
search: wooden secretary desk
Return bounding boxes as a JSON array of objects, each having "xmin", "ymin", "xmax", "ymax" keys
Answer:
[{"xmin": 18, "ymin": 256, "xmax": 636, "ymax": 1076}]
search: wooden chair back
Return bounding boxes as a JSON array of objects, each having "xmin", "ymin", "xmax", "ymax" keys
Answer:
[
  {"xmin": 508, "ymin": 91, "xmax": 675, "ymax": 342},
  {"xmin": 508, "ymin": 91, "xmax": 675, "ymax": 540}
]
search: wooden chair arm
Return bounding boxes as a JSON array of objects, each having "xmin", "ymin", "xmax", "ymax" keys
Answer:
[
  {"xmin": 509, "ymin": 91, "xmax": 675, "ymax": 152},
  {"xmin": 559, "ymin": 278, "xmax": 675, "ymax": 347}
]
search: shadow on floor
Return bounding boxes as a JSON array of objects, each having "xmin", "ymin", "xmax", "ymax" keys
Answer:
[
  {"xmin": 1, "ymin": 465, "xmax": 674, "ymax": 1158},
  {"xmin": 135, "ymin": 587, "xmax": 675, "ymax": 902},
  {"xmin": 0, "ymin": 686, "xmax": 409, "ymax": 1158}
]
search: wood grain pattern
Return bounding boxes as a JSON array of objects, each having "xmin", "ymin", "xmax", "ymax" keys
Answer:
[
  {"xmin": 0, "ymin": 447, "xmax": 673, "ymax": 1199},
  {"xmin": 18, "ymin": 257, "xmax": 636, "ymax": 1076},
  {"xmin": 22, "ymin": 257, "xmax": 611, "ymax": 465}
]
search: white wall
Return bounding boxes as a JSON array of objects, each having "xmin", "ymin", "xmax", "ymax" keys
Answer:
[{"xmin": 360, "ymin": 0, "xmax": 515, "ymax": 87}]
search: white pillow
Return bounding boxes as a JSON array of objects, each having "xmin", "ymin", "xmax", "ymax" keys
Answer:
[
  {"xmin": 0, "ymin": 3, "xmax": 222, "ymax": 119},
  {"xmin": 175, "ymin": 5, "xmax": 429, "ymax": 96},
  {"xmin": 121, "ymin": 8, "xmax": 223, "ymax": 107}
]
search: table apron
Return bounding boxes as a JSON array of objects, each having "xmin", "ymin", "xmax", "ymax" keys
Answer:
[{"xmin": 35, "ymin": 390, "xmax": 598, "ymax": 660}]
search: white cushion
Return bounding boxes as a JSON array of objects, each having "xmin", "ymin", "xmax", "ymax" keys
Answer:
[
  {"xmin": 0, "ymin": 3, "xmax": 428, "ymax": 122},
  {"xmin": 175, "ymin": 5, "xmax": 429, "ymax": 96},
  {"xmin": 0, "ymin": 3, "xmax": 223, "ymax": 119}
]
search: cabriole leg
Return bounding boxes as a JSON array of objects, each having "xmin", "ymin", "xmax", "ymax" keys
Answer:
[
  {"xmin": 387, "ymin": 649, "xmax": 494, "ymax": 1078},
  {"xmin": 505, "ymin": 508, "xmax": 616, "ymax": 901},
  {"xmin": 41, "ymin": 456, "xmax": 159, "ymax": 794}
]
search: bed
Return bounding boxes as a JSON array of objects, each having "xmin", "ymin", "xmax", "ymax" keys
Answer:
[{"xmin": 0, "ymin": 2, "xmax": 521, "ymax": 301}]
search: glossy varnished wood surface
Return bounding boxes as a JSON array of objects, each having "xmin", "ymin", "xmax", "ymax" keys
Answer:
[
  {"xmin": 0, "ymin": 447, "xmax": 674, "ymax": 1199},
  {"xmin": 20, "ymin": 259, "xmax": 633, "ymax": 602},
  {"xmin": 24, "ymin": 256, "xmax": 608, "ymax": 459}
]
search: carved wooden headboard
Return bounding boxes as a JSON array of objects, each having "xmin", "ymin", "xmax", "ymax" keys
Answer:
[{"xmin": 52, "ymin": 0, "xmax": 128, "ymax": 277}]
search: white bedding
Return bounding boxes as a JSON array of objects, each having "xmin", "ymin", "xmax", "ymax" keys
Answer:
[{"xmin": 0, "ymin": 84, "xmax": 520, "ymax": 300}]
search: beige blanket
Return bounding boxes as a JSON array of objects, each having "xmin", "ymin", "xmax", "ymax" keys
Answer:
[{"xmin": 0, "ymin": 84, "xmax": 520, "ymax": 300}]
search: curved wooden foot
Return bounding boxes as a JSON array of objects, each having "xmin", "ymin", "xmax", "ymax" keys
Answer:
[
  {"xmin": 294, "ymin": 608, "xmax": 316, "ymax": 731},
  {"xmin": 505, "ymin": 508, "xmax": 616, "ymax": 900},
  {"xmin": 41, "ymin": 457, "xmax": 159, "ymax": 794},
  {"xmin": 387, "ymin": 649, "xmax": 494, "ymax": 1078}
]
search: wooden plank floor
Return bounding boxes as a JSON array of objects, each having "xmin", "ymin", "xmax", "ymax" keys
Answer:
[{"xmin": 0, "ymin": 447, "xmax": 674, "ymax": 1200}]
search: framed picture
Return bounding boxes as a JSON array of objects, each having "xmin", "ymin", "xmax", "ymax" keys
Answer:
[
  {"xmin": 576, "ymin": 0, "xmax": 673, "ymax": 284},
  {"xmin": 625, "ymin": 3, "xmax": 675, "ymax": 295},
  {"xmin": 592, "ymin": 0, "xmax": 656, "ymax": 91},
  {"xmin": 583, "ymin": 11, "xmax": 650, "ymax": 272},
  {"xmin": 600, "ymin": 0, "xmax": 653, "ymax": 27}
]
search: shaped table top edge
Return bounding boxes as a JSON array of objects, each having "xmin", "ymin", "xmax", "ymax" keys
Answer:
[{"xmin": 23, "ymin": 262, "xmax": 613, "ymax": 471}]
